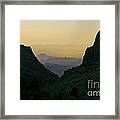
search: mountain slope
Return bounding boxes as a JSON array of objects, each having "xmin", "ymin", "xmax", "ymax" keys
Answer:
[
  {"xmin": 20, "ymin": 31, "xmax": 100, "ymax": 100},
  {"xmin": 20, "ymin": 45, "xmax": 59, "ymax": 100},
  {"xmin": 44, "ymin": 63, "xmax": 68, "ymax": 77},
  {"xmin": 47, "ymin": 31, "xmax": 100, "ymax": 100}
]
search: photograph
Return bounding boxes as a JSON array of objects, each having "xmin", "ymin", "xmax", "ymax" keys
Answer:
[
  {"xmin": 1, "ymin": 1, "xmax": 118, "ymax": 119},
  {"xmin": 20, "ymin": 20, "xmax": 100, "ymax": 100}
]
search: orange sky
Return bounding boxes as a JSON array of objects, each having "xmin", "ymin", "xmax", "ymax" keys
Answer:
[{"xmin": 20, "ymin": 20, "xmax": 100, "ymax": 58}]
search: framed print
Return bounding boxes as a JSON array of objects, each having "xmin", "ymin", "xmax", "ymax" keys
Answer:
[{"xmin": 0, "ymin": 0, "xmax": 120, "ymax": 119}]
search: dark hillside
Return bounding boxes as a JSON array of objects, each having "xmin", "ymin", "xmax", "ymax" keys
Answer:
[
  {"xmin": 20, "ymin": 45, "xmax": 58, "ymax": 100},
  {"xmin": 48, "ymin": 31, "xmax": 100, "ymax": 100},
  {"xmin": 20, "ymin": 31, "xmax": 100, "ymax": 100}
]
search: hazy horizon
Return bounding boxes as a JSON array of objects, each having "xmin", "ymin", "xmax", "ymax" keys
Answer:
[{"xmin": 20, "ymin": 20, "xmax": 100, "ymax": 58}]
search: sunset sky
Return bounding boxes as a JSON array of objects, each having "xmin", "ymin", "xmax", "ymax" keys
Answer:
[{"xmin": 20, "ymin": 20, "xmax": 100, "ymax": 58}]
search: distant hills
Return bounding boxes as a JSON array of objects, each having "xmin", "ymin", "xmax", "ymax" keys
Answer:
[
  {"xmin": 20, "ymin": 31, "xmax": 100, "ymax": 100},
  {"xmin": 37, "ymin": 53, "xmax": 82, "ymax": 76}
]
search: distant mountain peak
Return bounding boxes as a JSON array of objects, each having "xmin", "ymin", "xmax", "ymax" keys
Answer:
[
  {"xmin": 37, "ymin": 53, "xmax": 80, "ymax": 59},
  {"xmin": 36, "ymin": 52, "xmax": 82, "ymax": 76}
]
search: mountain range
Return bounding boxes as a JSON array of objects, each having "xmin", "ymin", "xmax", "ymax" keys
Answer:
[
  {"xmin": 20, "ymin": 31, "xmax": 100, "ymax": 100},
  {"xmin": 36, "ymin": 53, "xmax": 82, "ymax": 76},
  {"xmin": 49, "ymin": 31, "xmax": 100, "ymax": 99}
]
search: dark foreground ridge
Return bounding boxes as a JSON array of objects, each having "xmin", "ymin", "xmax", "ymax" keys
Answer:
[
  {"xmin": 20, "ymin": 45, "xmax": 58, "ymax": 99},
  {"xmin": 20, "ymin": 31, "xmax": 100, "ymax": 100}
]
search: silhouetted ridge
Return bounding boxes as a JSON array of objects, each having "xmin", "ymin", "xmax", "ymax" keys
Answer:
[
  {"xmin": 48, "ymin": 31, "xmax": 100, "ymax": 100},
  {"xmin": 82, "ymin": 31, "xmax": 100, "ymax": 66},
  {"xmin": 20, "ymin": 45, "xmax": 59, "ymax": 100},
  {"xmin": 20, "ymin": 31, "xmax": 100, "ymax": 100}
]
